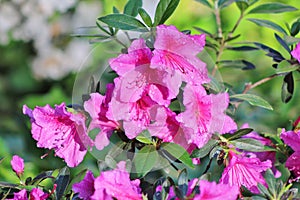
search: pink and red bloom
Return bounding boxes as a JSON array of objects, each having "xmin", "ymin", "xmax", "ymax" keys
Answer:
[
  {"xmin": 8, "ymin": 188, "xmax": 48, "ymax": 200},
  {"xmin": 280, "ymin": 128, "xmax": 300, "ymax": 178},
  {"xmin": 11, "ymin": 155, "xmax": 24, "ymax": 178},
  {"xmin": 73, "ymin": 161, "xmax": 142, "ymax": 200},
  {"xmin": 220, "ymin": 151, "xmax": 272, "ymax": 193},
  {"xmin": 291, "ymin": 42, "xmax": 300, "ymax": 63},
  {"xmin": 23, "ymin": 103, "xmax": 93, "ymax": 167}
]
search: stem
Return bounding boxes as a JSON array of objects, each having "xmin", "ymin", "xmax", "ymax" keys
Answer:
[
  {"xmin": 211, "ymin": 38, "xmax": 225, "ymax": 76},
  {"xmin": 214, "ymin": 1, "xmax": 223, "ymax": 38},
  {"xmin": 242, "ymin": 74, "xmax": 279, "ymax": 94},
  {"xmin": 113, "ymin": 36, "xmax": 128, "ymax": 49},
  {"xmin": 229, "ymin": 11, "xmax": 244, "ymax": 37}
]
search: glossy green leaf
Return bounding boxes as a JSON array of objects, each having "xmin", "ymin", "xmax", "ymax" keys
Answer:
[
  {"xmin": 226, "ymin": 46, "xmax": 258, "ymax": 51},
  {"xmin": 291, "ymin": 19, "xmax": 300, "ymax": 36},
  {"xmin": 281, "ymin": 72, "xmax": 294, "ymax": 103},
  {"xmin": 257, "ymin": 183, "xmax": 272, "ymax": 199},
  {"xmin": 275, "ymin": 33, "xmax": 290, "ymax": 53},
  {"xmin": 219, "ymin": 60, "xmax": 255, "ymax": 70},
  {"xmin": 264, "ymin": 169, "xmax": 276, "ymax": 197},
  {"xmin": 231, "ymin": 93, "xmax": 273, "ymax": 110},
  {"xmin": 248, "ymin": 18, "xmax": 287, "ymax": 35},
  {"xmin": 191, "ymin": 139, "xmax": 218, "ymax": 158},
  {"xmin": 248, "ymin": 3, "xmax": 297, "ymax": 14},
  {"xmin": 195, "ymin": 0, "xmax": 212, "ymax": 8},
  {"xmin": 161, "ymin": 142, "xmax": 194, "ymax": 168},
  {"xmin": 225, "ymin": 128, "xmax": 254, "ymax": 141},
  {"xmin": 178, "ymin": 169, "xmax": 188, "ymax": 196},
  {"xmin": 98, "ymin": 14, "xmax": 147, "ymax": 31},
  {"xmin": 138, "ymin": 8, "xmax": 153, "ymax": 27},
  {"xmin": 133, "ymin": 145, "xmax": 158, "ymax": 177},
  {"xmin": 124, "ymin": 0, "xmax": 143, "ymax": 17},
  {"xmin": 231, "ymin": 138, "xmax": 265, "ymax": 152},
  {"xmin": 236, "ymin": 1, "xmax": 249, "ymax": 12},
  {"xmin": 276, "ymin": 61, "xmax": 298, "ymax": 74},
  {"xmin": 31, "ymin": 170, "xmax": 54, "ymax": 185},
  {"xmin": 113, "ymin": 6, "xmax": 120, "ymax": 14},
  {"xmin": 154, "ymin": 0, "xmax": 180, "ymax": 25},
  {"xmin": 55, "ymin": 167, "xmax": 70, "ymax": 200},
  {"xmin": 254, "ymin": 42, "xmax": 284, "ymax": 62},
  {"xmin": 218, "ymin": 0, "xmax": 235, "ymax": 8},
  {"xmin": 136, "ymin": 130, "xmax": 153, "ymax": 144}
]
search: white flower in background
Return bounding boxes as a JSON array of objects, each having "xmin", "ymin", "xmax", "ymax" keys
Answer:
[{"xmin": 0, "ymin": 0, "xmax": 102, "ymax": 80}]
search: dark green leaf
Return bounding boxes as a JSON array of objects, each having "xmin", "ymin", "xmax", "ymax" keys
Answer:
[
  {"xmin": 276, "ymin": 61, "xmax": 298, "ymax": 74},
  {"xmin": 225, "ymin": 34, "xmax": 241, "ymax": 42},
  {"xmin": 161, "ymin": 142, "xmax": 194, "ymax": 168},
  {"xmin": 138, "ymin": 8, "xmax": 153, "ymax": 27},
  {"xmin": 195, "ymin": 0, "xmax": 212, "ymax": 8},
  {"xmin": 136, "ymin": 130, "xmax": 153, "ymax": 144},
  {"xmin": 248, "ymin": 3, "xmax": 297, "ymax": 14},
  {"xmin": 98, "ymin": 14, "xmax": 147, "ymax": 31},
  {"xmin": 218, "ymin": 0, "xmax": 235, "ymax": 8},
  {"xmin": 225, "ymin": 128, "xmax": 254, "ymax": 141},
  {"xmin": 226, "ymin": 46, "xmax": 258, "ymax": 51},
  {"xmin": 154, "ymin": 0, "xmax": 180, "ymax": 25},
  {"xmin": 275, "ymin": 33, "xmax": 290, "ymax": 53},
  {"xmin": 236, "ymin": 1, "xmax": 249, "ymax": 12},
  {"xmin": 254, "ymin": 42, "xmax": 284, "ymax": 62},
  {"xmin": 257, "ymin": 183, "xmax": 272, "ymax": 199},
  {"xmin": 193, "ymin": 26, "xmax": 214, "ymax": 37},
  {"xmin": 133, "ymin": 145, "xmax": 158, "ymax": 177},
  {"xmin": 178, "ymin": 169, "xmax": 188, "ymax": 196},
  {"xmin": 231, "ymin": 93, "xmax": 273, "ymax": 110},
  {"xmin": 284, "ymin": 35, "xmax": 300, "ymax": 45},
  {"xmin": 291, "ymin": 19, "xmax": 300, "ymax": 36},
  {"xmin": 219, "ymin": 60, "xmax": 255, "ymax": 70},
  {"xmin": 231, "ymin": 138, "xmax": 265, "ymax": 152},
  {"xmin": 124, "ymin": 0, "xmax": 143, "ymax": 17},
  {"xmin": 0, "ymin": 181, "xmax": 18, "ymax": 188},
  {"xmin": 0, "ymin": 157, "xmax": 4, "ymax": 164},
  {"xmin": 248, "ymin": 18, "xmax": 287, "ymax": 35},
  {"xmin": 96, "ymin": 22, "xmax": 112, "ymax": 35},
  {"xmin": 66, "ymin": 169, "xmax": 88, "ymax": 193},
  {"xmin": 55, "ymin": 167, "xmax": 70, "ymax": 200},
  {"xmin": 281, "ymin": 188, "xmax": 298, "ymax": 199},
  {"xmin": 113, "ymin": 6, "xmax": 120, "ymax": 14},
  {"xmin": 281, "ymin": 72, "xmax": 294, "ymax": 103},
  {"xmin": 32, "ymin": 170, "xmax": 54, "ymax": 185},
  {"xmin": 191, "ymin": 139, "xmax": 218, "ymax": 158},
  {"xmin": 264, "ymin": 169, "xmax": 276, "ymax": 197}
]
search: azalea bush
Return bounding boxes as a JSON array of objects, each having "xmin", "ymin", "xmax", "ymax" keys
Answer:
[{"xmin": 1, "ymin": 0, "xmax": 300, "ymax": 199}]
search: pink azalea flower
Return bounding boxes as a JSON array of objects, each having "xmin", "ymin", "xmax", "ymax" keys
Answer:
[
  {"xmin": 280, "ymin": 129, "xmax": 300, "ymax": 177},
  {"xmin": 29, "ymin": 188, "xmax": 48, "ymax": 200},
  {"xmin": 11, "ymin": 155, "xmax": 24, "ymax": 178},
  {"xmin": 23, "ymin": 103, "xmax": 93, "ymax": 167},
  {"xmin": 91, "ymin": 161, "xmax": 142, "ymax": 200},
  {"xmin": 110, "ymin": 38, "xmax": 180, "ymax": 105},
  {"xmin": 151, "ymin": 25, "xmax": 209, "ymax": 85},
  {"xmin": 291, "ymin": 42, "xmax": 300, "ymax": 63},
  {"xmin": 177, "ymin": 84, "xmax": 237, "ymax": 148},
  {"xmin": 72, "ymin": 170, "xmax": 95, "ymax": 200},
  {"xmin": 220, "ymin": 151, "xmax": 272, "ymax": 193},
  {"xmin": 194, "ymin": 180, "xmax": 239, "ymax": 200},
  {"xmin": 7, "ymin": 189, "xmax": 27, "ymax": 200},
  {"xmin": 84, "ymin": 84, "xmax": 120, "ymax": 150}
]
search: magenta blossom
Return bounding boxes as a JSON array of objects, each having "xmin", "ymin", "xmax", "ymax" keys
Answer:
[
  {"xmin": 72, "ymin": 170, "xmax": 95, "ymax": 200},
  {"xmin": 110, "ymin": 38, "xmax": 180, "ymax": 105},
  {"xmin": 91, "ymin": 161, "xmax": 142, "ymax": 200},
  {"xmin": 151, "ymin": 25, "xmax": 209, "ymax": 85},
  {"xmin": 8, "ymin": 188, "xmax": 48, "ymax": 200},
  {"xmin": 280, "ymin": 129, "xmax": 300, "ymax": 178},
  {"xmin": 220, "ymin": 151, "xmax": 272, "ymax": 193},
  {"xmin": 291, "ymin": 42, "xmax": 300, "ymax": 63},
  {"xmin": 23, "ymin": 103, "xmax": 93, "ymax": 167},
  {"xmin": 7, "ymin": 189, "xmax": 27, "ymax": 200},
  {"xmin": 11, "ymin": 155, "xmax": 24, "ymax": 178},
  {"xmin": 177, "ymin": 84, "xmax": 237, "ymax": 148},
  {"xmin": 194, "ymin": 180, "xmax": 239, "ymax": 200},
  {"xmin": 84, "ymin": 84, "xmax": 120, "ymax": 150}
]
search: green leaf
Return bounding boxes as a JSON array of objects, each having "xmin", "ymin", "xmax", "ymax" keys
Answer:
[
  {"xmin": 275, "ymin": 33, "xmax": 290, "ymax": 53},
  {"xmin": 154, "ymin": 0, "xmax": 180, "ymax": 25},
  {"xmin": 231, "ymin": 93, "xmax": 273, "ymax": 110},
  {"xmin": 230, "ymin": 138, "xmax": 265, "ymax": 152},
  {"xmin": 98, "ymin": 14, "xmax": 147, "ymax": 31},
  {"xmin": 226, "ymin": 46, "xmax": 258, "ymax": 51},
  {"xmin": 195, "ymin": 0, "xmax": 212, "ymax": 8},
  {"xmin": 276, "ymin": 61, "xmax": 298, "ymax": 74},
  {"xmin": 136, "ymin": 130, "xmax": 153, "ymax": 144},
  {"xmin": 254, "ymin": 42, "xmax": 284, "ymax": 62},
  {"xmin": 291, "ymin": 19, "xmax": 300, "ymax": 36},
  {"xmin": 161, "ymin": 142, "xmax": 194, "ymax": 168},
  {"xmin": 124, "ymin": 0, "xmax": 143, "ymax": 17},
  {"xmin": 113, "ymin": 6, "xmax": 120, "ymax": 14},
  {"xmin": 218, "ymin": 0, "xmax": 235, "ymax": 8},
  {"xmin": 219, "ymin": 60, "xmax": 255, "ymax": 70},
  {"xmin": 247, "ymin": 18, "xmax": 287, "ymax": 35},
  {"xmin": 66, "ymin": 169, "xmax": 88, "ymax": 193},
  {"xmin": 191, "ymin": 139, "xmax": 218, "ymax": 158},
  {"xmin": 281, "ymin": 72, "xmax": 294, "ymax": 103},
  {"xmin": 284, "ymin": 35, "xmax": 300, "ymax": 45},
  {"xmin": 225, "ymin": 128, "xmax": 254, "ymax": 141},
  {"xmin": 257, "ymin": 183, "xmax": 273, "ymax": 199},
  {"xmin": 31, "ymin": 170, "xmax": 54, "ymax": 185},
  {"xmin": 133, "ymin": 145, "xmax": 158, "ymax": 177},
  {"xmin": 248, "ymin": 3, "xmax": 297, "ymax": 14},
  {"xmin": 264, "ymin": 169, "xmax": 276, "ymax": 197},
  {"xmin": 54, "ymin": 167, "xmax": 70, "ymax": 200},
  {"xmin": 0, "ymin": 181, "xmax": 18, "ymax": 188},
  {"xmin": 138, "ymin": 8, "xmax": 153, "ymax": 27},
  {"xmin": 236, "ymin": 1, "xmax": 249, "ymax": 12},
  {"xmin": 178, "ymin": 169, "xmax": 188, "ymax": 196}
]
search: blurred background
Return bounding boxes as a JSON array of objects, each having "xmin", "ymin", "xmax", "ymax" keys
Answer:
[{"xmin": 0, "ymin": 0, "xmax": 299, "ymax": 183}]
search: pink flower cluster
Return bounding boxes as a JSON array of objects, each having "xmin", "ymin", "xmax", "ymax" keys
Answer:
[
  {"xmin": 23, "ymin": 25, "xmax": 237, "ymax": 168},
  {"xmin": 73, "ymin": 161, "xmax": 142, "ymax": 200}
]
